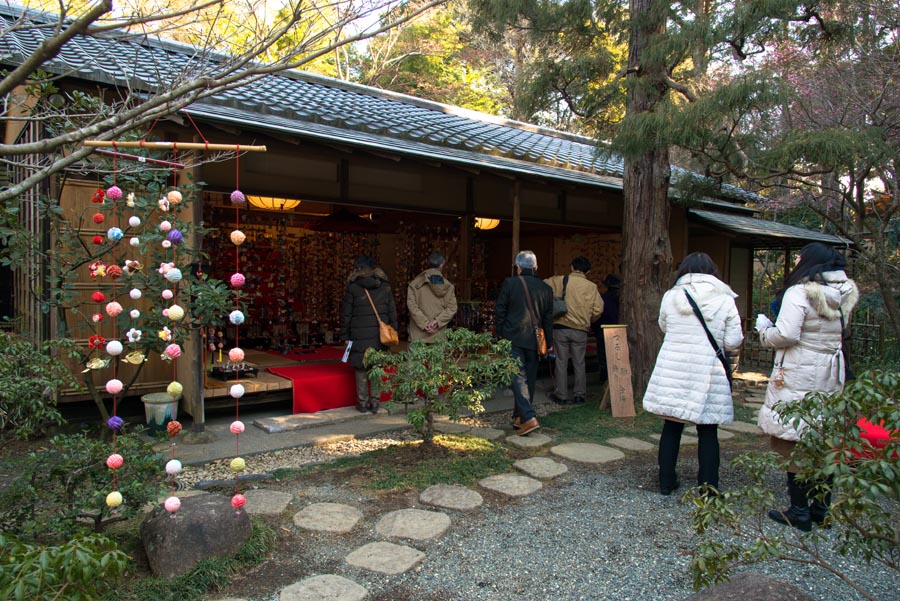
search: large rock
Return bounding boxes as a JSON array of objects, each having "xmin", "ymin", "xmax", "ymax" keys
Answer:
[
  {"xmin": 683, "ymin": 573, "xmax": 815, "ymax": 601},
  {"xmin": 141, "ymin": 493, "xmax": 252, "ymax": 578}
]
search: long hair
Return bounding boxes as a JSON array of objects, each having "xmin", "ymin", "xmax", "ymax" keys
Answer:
[
  {"xmin": 675, "ymin": 252, "xmax": 720, "ymax": 280},
  {"xmin": 773, "ymin": 243, "xmax": 846, "ymax": 315}
]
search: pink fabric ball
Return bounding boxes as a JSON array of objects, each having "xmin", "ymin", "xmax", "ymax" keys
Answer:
[
  {"xmin": 106, "ymin": 379, "xmax": 123, "ymax": 395},
  {"xmin": 230, "ymin": 230, "xmax": 246, "ymax": 246},
  {"xmin": 231, "ymin": 494, "xmax": 246, "ymax": 510},
  {"xmin": 164, "ymin": 496, "xmax": 181, "ymax": 513},
  {"xmin": 105, "ymin": 301, "xmax": 123, "ymax": 317},
  {"xmin": 164, "ymin": 343, "xmax": 182, "ymax": 359},
  {"xmin": 105, "ymin": 185, "xmax": 123, "ymax": 201},
  {"xmin": 230, "ymin": 420, "xmax": 245, "ymax": 435},
  {"xmin": 230, "ymin": 190, "xmax": 246, "ymax": 205},
  {"xmin": 229, "ymin": 347, "xmax": 245, "ymax": 362},
  {"xmin": 159, "ymin": 220, "xmax": 172, "ymax": 232},
  {"xmin": 161, "ymin": 289, "xmax": 174, "ymax": 300},
  {"xmin": 230, "ymin": 273, "xmax": 245, "ymax": 288},
  {"xmin": 167, "ymin": 190, "xmax": 183, "ymax": 204},
  {"xmin": 106, "ymin": 453, "xmax": 124, "ymax": 469}
]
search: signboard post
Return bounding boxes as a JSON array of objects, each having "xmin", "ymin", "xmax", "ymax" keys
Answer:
[{"xmin": 601, "ymin": 325, "xmax": 636, "ymax": 418}]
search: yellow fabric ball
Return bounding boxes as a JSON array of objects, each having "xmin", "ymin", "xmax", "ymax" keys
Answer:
[
  {"xmin": 229, "ymin": 457, "xmax": 246, "ymax": 473},
  {"xmin": 167, "ymin": 381, "xmax": 183, "ymax": 398},
  {"xmin": 167, "ymin": 304, "xmax": 185, "ymax": 321},
  {"xmin": 106, "ymin": 491, "xmax": 123, "ymax": 508}
]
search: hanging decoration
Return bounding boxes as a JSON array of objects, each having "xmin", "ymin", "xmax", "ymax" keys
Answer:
[{"xmin": 228, "ymin": 154, "xmax": 248, "ymax": 515}]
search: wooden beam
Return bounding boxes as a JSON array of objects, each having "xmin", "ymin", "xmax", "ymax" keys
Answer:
[{"xmin": 84, "ymin": 140, "xmax": 267, "ymax": 152}]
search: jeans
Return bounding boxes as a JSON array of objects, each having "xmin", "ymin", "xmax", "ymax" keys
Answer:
[
  {"xmin": 658, "ymin": 420, "xmax": 720, "ymax": 490},
  {"xmin": 552, "ymin": 328, "xmax": 588, "ymax": 398},
  {"xmin": 510, "ymin": 346, "xmax": 538, "ymax": 422}
]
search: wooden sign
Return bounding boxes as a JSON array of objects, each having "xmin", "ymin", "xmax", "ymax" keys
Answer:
[{"xmin": 601, "ymin": 325, "xmax": 635, "ymax": 417}]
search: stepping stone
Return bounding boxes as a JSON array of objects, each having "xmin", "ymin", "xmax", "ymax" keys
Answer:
[
  {"xmin": 478, "ymin": 473, "xmax": 542, "ymax": 497},
  {"xmin": 279, "ymin": 574, "xmax": 368, "ymax": 601},
  {"xmin": 514, "ymin": 457, "xmax": 568, "ymax": 479},
  {"xmin": 419, "ymin": 484, "xmax": 483, "ymax": 511},
  {"xmin": 345, "ymin": 541, "xmax": 425, "ymax": 574},
  {"xmin": 292, "ymin": 503, "xmax": 362, "ymax": 533},
  {"xmin": 243, "ymin": 489, "xmax": 293, "ymax": 515},
  {"xmin": 717, "ymin": 429, "xmax": 735, "ymax": 440},
  {"xmin": 649, "ymin": 434, "xmax": 698, "ymax": 445},
  {"xmin": 684, "ymin": 426, "xmax": 698, "ymax": 435},
  {"xmin": 505, "ymin": 432, "xmax": 553, "ymax": 449},
  {"xmin": 467, "ymin": 426, "xmax": 505, "ymax": 441},
  {"xmin": 211, "ymin": 598, "xmax": 248, "ymax": 601},
  {"xmin": 607, "ymin": 437, "xmax": 655, "ymax": 452},
  {"xmin": 721, "ymin": 421, "xmax": 763, "ymax": 434},
  {"xmin": 550, "ymin": 442, "xmax": 625, "ymax": 464},
  {"xmin": 434, "ymin": 421, "xmax": 471, "ymax": 434},
  {"xmin": 375, "ymin": 508, "xmax": 451, "ymax": 541}
]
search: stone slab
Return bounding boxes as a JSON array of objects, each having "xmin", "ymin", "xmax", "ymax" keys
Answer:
[
  {"xmin": 505, "ymin": 432, "xmax": 553, "ymax": 449},
  {"xmin": 466, "ymin": 426, "xmax": 505, "ymax": 441},
  {"xmin": 478, "ymin": 473, "xmax": 543, "ymax": 497},
  {"xmin": 550, "ymin": 442, "xmax": 625, "ymax": 464},
  {"xmin": 243, "ymin": 489, "xmax": 294, "ymax": 515},
  {"xmin": 717, "ymin": 429, "xmax": 735, "ymax": 440},
  {"xmin": 649, "ymin": 434, "xmax": 698, "ymax": 446},
  {"xmin": 433, "ymin": 421, "xmax": 472, "ymax": 434},
  {"xmin": 514, "ymin": 457, "xmax": 568, "ymax": 479},
  {"xmin": 419, "ymin": 484, "xmax": 483, "ymax": 511},
  {"xmin": 279, "ymin": 574, "xmax": 368, "ymax": 601},
  {"xmin": 721, "ymin": 421, "xmax": 763, "ymax": 434},
  {"xmin": 375, "ymin": 508, "xmax": 451, "ymax": 541},
  {"xmin": 345, "ymin": 541, "xmax": 425, "ymax": 574},
  {"xmin": 606, "ymin": 437, "xmax": 656, "ymax": 452},
  {"xmin": 292, "ymin": 503, "xmax": 362, "ymax": 533}
]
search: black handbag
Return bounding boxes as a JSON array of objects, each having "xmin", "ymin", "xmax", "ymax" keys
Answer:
[{"xmin": 684, "ymin": 291, "xmax": 733, "ymax": 388}]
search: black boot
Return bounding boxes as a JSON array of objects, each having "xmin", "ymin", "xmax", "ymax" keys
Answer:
[
  {"xmin": 810, "ymin": 476, "xmax": 833, "ymax": 528},
  {"xmin": 768, "ymin": 472, "xmax": 812, "ymax": 532}
]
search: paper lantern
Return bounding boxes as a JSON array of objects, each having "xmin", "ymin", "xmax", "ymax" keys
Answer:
[
  {"xmin": 167, "ymin": 190, "xmax": 183, "ymax": 204},
  {"xmin": 230, "ymin": 230, "xmax": 246, "ymax": 246},
  {"xmin": 230, "ymin": 273, "xmax": 245, "ymax": 288},
  {"xmin": 229, "ymin": 457, "xmax": 246, "ymax": 473},
  {"xmin": 230, "ymin": 383, "xmax": 245, "ymax": 399},
  {"xmin": 106, "ymin": 491, "xmax": 123, "ymax": 508},
  {"xmin": 229, "ymin": 347, "xmax": 245, "ymax": 363},
  {"xmin": 106, "ymin": 454, "xmax": 124, "ymax": 470},
  {"xmin": 128, "ymin": 215, "xmax": 141, "ymax": 227},
  {"xmin": 165, "ymin": 459, "xmax": 182, "ymax": 475},
  {"xmin": 105, "ymin": 301, "xmax": 123, "ymax": 317},
  {"xmin": 230, "ymin": 190, "xmax": 246, "ymax": 205},
  {"xmin": 166, "ymin": 381, "xmax": 183, "ymax": 398},
  {"xmin": 105, "ymin": 185, "xmax": 123, "ymax": 201},
  {"xmin": 106, "ymin": 340, "xmax": 123, "ymax": 356},
  {"xmin": 229, "ymin": 310, "xmax": 245, "ymax": 325},
  {"xmin": 230, "ymin": 420, "xmax": 245, "ymax": 435},
  {"xmin": 164, "ymin": 496, "xmax": 181, "ymax": 513},
  {"xmin": 474, "ymin": 217, "xmax": 500, "ymax": 230},
  {"xmin": 106, "ymin": 379, "xmax": 123, "ymax": 394}
]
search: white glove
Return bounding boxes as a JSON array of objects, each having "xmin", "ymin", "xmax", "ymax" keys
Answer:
[{"xmin": 755, "ymin": 314, "xmax": 773, "ymax": 332}]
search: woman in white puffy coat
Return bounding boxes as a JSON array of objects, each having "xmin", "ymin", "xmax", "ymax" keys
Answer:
[
  {"xmin": 756, "ymin": 242, "xmax": 858, "ymax": 531},
  {"xmin": 643, "ymin": 253, "xmax": 744, "ymax": 495}
]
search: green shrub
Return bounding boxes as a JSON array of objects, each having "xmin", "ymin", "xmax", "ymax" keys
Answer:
[
  {"xmin": 0, "ymin": 432, "xmax": 165, "ymax": 541},
  {"xmin": 0, "ymin": 331, "xmax": 79, "ymax": 443},
  {"xmin": 0, "ymin": 531, "xmax": 128, "ymax": 601}
]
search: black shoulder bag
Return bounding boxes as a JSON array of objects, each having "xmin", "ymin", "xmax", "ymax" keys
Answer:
[
  {"xmin": 684, "ymin": 291, "xmax": 733, "ymax": 388},
  {"xmin": 552, "ymin": 275, "xmax": 569, "ymax": 318}
]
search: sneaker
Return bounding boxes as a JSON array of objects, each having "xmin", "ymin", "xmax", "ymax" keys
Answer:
[
  {"xmin": 548, "ymin": 392, "xmax": 569, "ymax": 404},
  {"xmin": 517, "ymin": 418, "xmax": 541, "ymax": 436}
]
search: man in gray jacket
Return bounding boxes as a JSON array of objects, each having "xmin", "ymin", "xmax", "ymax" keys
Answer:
[{"xmin": 407, "ymin": 252, "xmax": 458, "ymax": 342}]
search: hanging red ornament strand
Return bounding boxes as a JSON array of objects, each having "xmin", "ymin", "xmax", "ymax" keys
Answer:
[{"xmin": 229, "ymin": 153, "xmax": 248, "ymax": 514}]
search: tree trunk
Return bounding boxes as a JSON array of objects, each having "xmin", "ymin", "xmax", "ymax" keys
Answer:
[{"xmin": 622, "ymin": 0, "xmax": 673, "ymax": 401}]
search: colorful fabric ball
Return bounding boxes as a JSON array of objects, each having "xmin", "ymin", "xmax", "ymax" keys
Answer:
[
  {"xmin": 167, "ymin": 304, "xmax": 185, "ymax": 321},
  {"xmin": 165, "ymin": 268, "xmax": 183, "ymax": 283},
  {"xmin": 92, "ymin": 213, "xmax": 105, "ymax": 224},
  {"xmin": 106, "ymin": 265, "xmax": 123, "ymax": 279},
  {"xmin": 129, "ymin": 288, "xmax": 142, "ymax": 300},
  {"xmin": 106, "ymin": 453, "xmax": 124, "ymax": 470},
  {"xmin": 230, "ymin": 273, "xmax": 246, "ymax": 288},
  {"xmin": 230, "ymin": 420, "xmax": 245, "ymax": 435},
  {"xmin": 105, "ymin": 301, "xmax": 123, "ymax": 317},
  {"xmin": 166, "ymin": 381, "xmax": 183, "ymax": 398},
  {"xmin": 229, "ymin": 457, "xmax": 246, "ymax": 473},
  {"xmin": 230, "ymin": 190, "xmax": 246, "ymax": 205},
  {"xmin": 92, "ymin": 313, "xmax": 103, "ymax": 323},
  {"xmin": 164, "ymin": 343, "xmax": 182, "ymax": 359},
  {"xmin": 165, "ymin": 459, "xmax": 182, "ymax": 475},
  {"xmin": 230, "ymin": 230, "xmax": 246, "ymax": 246},
  {"xmin": 161, "ymin": 289, "xmax": 174, "ymax": 300},
  {"xmin": 161, "ymin": 240, "xmax": 172, "ymax": 249},
  {"xmin": 105, "ymin": 186, "xmax": 123, "ymax": 201},
  {"xmin": 230, "ymin": 383, "xmax": 245, "ymax": 399},
  {"xmin": 126, "ymin": 328, "xmax": 141, "ymax": 343},
  {"xmin": 228, "ymin": 347, "xmax": 245, "ymax": 363},
  {"xmin": 229, "ymin": 310, "xmax": 245, "ymax": 325},
  {"xmin": 106, "ymin": 379, "xmax": 123, "ymax": 395},
  {"xmin": 107, "ymin": 227, "xmax": 123, "ymax": 242},
  {"xmin": 159, "ymin": 220, "xmax": 172, "ymax": 232},
  {"xmin": 231, "ymin": 493, "xmax": 246, "ymax": 510},
  {"xmin": 91, "ymin": 291, "xmax": 106, "ymax": 303},
  {"xmin": 164, "ymin": 496, "xmax": 181, "ymax": 513},
  {"xmin": 106, "ymin": 491, "xmax": 123, "ymax": 508},
  {"xmin": 130, "ymin": 309, "xmax": 140, "ymax": 319},
  {"xmin": 130, "ymin": 237, "xmax": 140, "ymax": 247},
  {"xmin": 167, "ymin": 420, "xmax": 182, "ymax": 437},
  {"xmin": 128, "ymin": 215, "xmax": 141, "ymax": 227},
  {"xmin": 167, "ymin": 229, "xmax": 184, "ymax": 245},
  {"xmin": 167, "ymin": 190, "xmax": 183, "ymax": 204},
  {"xmin": 107, "ymin": 415, "xmax": 124, "ymax": 431},
  {"xmin": 92, "ymin": 235, "xmax": 103, "ymax": 245},
  {"xmin": 106, "ymin": 340, "xmax": 123, "ymax": 356}
]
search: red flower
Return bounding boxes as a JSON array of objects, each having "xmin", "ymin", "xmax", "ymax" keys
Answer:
[
  {"xmin": 88, "ymin": 334, "xmax": 106, "ymax": 349},
  {"xmin": 91, "ymin": 188, "xmax": 105, "ymax": 203}
]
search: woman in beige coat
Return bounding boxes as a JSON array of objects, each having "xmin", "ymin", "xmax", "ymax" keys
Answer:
[{"xmin": 756, "ymin": 243, "xmax": 858, "ymax": 530}]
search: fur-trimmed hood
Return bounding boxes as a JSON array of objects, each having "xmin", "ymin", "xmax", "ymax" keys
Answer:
[
  {"xmin": 346, "ymin": 266, "xmax": 390, "ymax": 288},
  {"xmin": 803, "ymin": 270, "xmax": 859, "ymax": 321}
]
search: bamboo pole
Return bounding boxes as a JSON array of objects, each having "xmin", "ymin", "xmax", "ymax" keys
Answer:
[{"xmin": 84, "ymin": 140, "xmax": 267, "ymax": 152}]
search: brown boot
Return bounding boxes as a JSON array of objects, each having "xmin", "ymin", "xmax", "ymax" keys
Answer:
[{"xmin": 517, "ymin": 418, "xmax": 540, "ymax": 436}]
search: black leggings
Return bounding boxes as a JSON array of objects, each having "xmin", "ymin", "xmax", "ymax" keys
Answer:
[{"xmin": 658, "ymin": 420, "xmax": 720, "ymax": 490}]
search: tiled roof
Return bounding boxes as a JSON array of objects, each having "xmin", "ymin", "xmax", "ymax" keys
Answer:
[
  {"xmin": 0, "ymin": 4, "xmax": 760, "ymax": 204},
  {"xmin": 689, "ymin": 210, "xmax": 847, "ymax": 247}
]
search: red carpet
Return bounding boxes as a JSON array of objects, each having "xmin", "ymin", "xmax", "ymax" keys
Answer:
[
  {"xmin": 263, "ymin": 346, "xmax": 346, "ymax": 363},
  {"xmin": 268, "ymin": 363, "xmax": 391, "ymax": 413}
]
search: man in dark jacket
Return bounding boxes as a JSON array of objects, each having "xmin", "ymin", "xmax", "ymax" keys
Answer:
[
  {"xmin": 591, "ymin": 274, "xmax": 621, "ymax": 384},
  {"xmin": 340, "ymin": 255, "xmax": 398, "ymax": 414},
  {"xmin": 495, "ymin": 250, "xmax": 554, "ymax": 435}
]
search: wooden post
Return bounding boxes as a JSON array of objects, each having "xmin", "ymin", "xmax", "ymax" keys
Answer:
[
  {"xmin": 601, "ymin": 325, "xmax": 636, "ymax": 417},
  {"xmin": 512, "ymin": 180, "xmax": 520, "ymax": 265}
]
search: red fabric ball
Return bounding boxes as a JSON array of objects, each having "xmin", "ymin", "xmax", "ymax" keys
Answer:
[
  {"xmin": 92, "ymin": 213, "xmax": 105, "ymax": 224},
  {"xmin": 91, "ymin": 291, "xmax": 106, "ymax": 303},
  {"xmin": 106, "ymin": 265, "xmax": 123, "ymax": 279},
  {"xmin": 92, "ymin": 235, "xmax": 103, "ymax": 245},
  {"xmin": 166, "ymin": 420, "xmax": 182, "ymax": 437}
]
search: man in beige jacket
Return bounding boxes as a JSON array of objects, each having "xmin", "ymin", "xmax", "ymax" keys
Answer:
[
  {"xmin": 544, "ymin": 257, "xmax": 604, "ymax": 404},
  {"xmin": 407, "ymin": 252, "xmax": 458, "ymax": 342}
]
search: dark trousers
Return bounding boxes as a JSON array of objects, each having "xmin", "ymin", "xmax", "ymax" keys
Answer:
[
  {"xmin": 510, "ymin": 346, "xmax": 538, "ymax": 422},
  {"xmin": 658, "ymin": 420, "xmax": 720, "ymax": 490}
]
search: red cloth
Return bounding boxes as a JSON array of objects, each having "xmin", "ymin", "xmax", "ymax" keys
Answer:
[
  {"xmin": 269, "ymin": 363, "xmax": 358, "ymax": 413},
  {"xmin": 263, "ymin": 346, "xmax": 346, "ymax": 363},
  {"xmin": 852, "ymin": 418, "xmax": 899, "ymax": 459}
]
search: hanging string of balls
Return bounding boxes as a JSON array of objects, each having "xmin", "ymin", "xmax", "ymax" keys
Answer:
[{"xmin": 228, "ymin": 186, "xmax": 248, "ymax": 514}]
